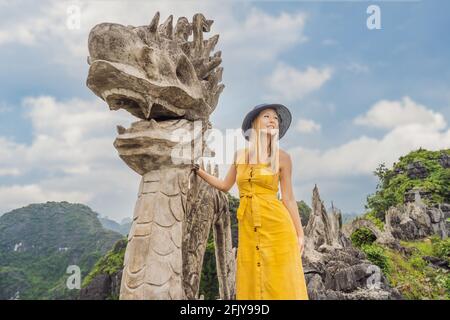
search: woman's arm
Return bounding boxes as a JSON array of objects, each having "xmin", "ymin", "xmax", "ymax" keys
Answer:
[
  {"xmin": 193, "ymin": 151, "xmax": 238, "ymax": 192},
  {"xmin": 279, "ymin": 151, "xmax": 305, "ymax": 253}
]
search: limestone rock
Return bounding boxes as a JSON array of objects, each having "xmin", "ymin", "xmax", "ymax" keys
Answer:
[
  {"xmin": 79, "ymin": 270, "xmax": 123, "ymax": 300},
  {"xmin": 385, "ymin": 202, "xmax": 448, "ymax": 240},
  {"xmin": 406, "ymin": 161, "xmax": 429, "ymax": 179},
  {"xmin": 438, "ymin": 153, "xmax": 450, "ymax": 169},
  {"xmin": 303, "ymin": 185, "xmax": 402, "ymax": 300}
]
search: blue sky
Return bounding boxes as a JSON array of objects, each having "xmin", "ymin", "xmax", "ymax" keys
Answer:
[{"xmin": 0, "ymin": 0, "xmax": 449, "ymax": 222}]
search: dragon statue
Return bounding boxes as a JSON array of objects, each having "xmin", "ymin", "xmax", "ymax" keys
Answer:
[{"xmin": 86, "ymin": 12, "xmax": 235, "ymax": 300}]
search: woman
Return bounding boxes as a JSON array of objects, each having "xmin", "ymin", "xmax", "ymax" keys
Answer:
[{"xmin": 192, "ymin": 103, "xmax": 309, "ymax": 300}]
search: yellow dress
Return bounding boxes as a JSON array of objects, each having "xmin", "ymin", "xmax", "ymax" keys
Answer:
[{"xmin": 235, "ymin": 158, "xmax": 309, "ymax": 300}]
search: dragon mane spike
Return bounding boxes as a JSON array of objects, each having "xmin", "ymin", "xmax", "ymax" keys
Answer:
[
  {"xmin": 203, "ymin": 34, "xmax": 219, "ymax": 59},
  {"xmin": 149, "ymin": 11, "xmax": 160, "ymax": 33},
  {"xmin": 160, "ymin": 14, "xmax": 173, "ymax": 39},
  {"xmin": 192, "ymin": 13, "xmax": 205, "ymax": 54}
]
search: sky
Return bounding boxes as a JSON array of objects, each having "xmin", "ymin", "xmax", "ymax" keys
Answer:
[{"xmin": 0, "ymin": 0, "xmax": 449, "ymax": 222}]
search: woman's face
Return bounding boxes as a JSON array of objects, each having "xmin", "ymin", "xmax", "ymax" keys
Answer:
[{"xmin": 256, "ymin": 108, "xmax": 279, "ymax": 135}]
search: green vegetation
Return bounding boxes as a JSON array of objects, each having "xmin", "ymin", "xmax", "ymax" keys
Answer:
[
  {"xmin": 361, "ymin": 244, "xmax": 391, "ymax": 275},
  {"xmin": 364, "ymin": 210, "xmax": 385, "ymax": 230},
  {"xmin": 350, "ymin": 228, "xmax": 390, "ymax": 275},
  {"xmin": 401, "ymin": 236, "xmax": 450, "ymax": 264},
  {"xmin": 0, "ymin": 201, "xmax": 123, "ymax": 299},
  {"xmin": 82, "ymin": 238, "xmax": 127, "ymax": 288},
  {"xmin": 365, "ymin": 148, "xmax": 450, "ymax": 221},
  {"xmin": 297, "ymin": 200, "xmax": 311, "ymax": 226},
  {"xmin": 350, "ymin": 227, "xmax": 377, "ymax": 248},
  {"xmin": 431, "ymin": 237, "xmax": 450, "ymax": 262},
  {"xmin": 383, "ymin": 240, "xmax": 449, "ymax": 300},
  {"xmin": 350, "ymin": 236, "xmax": 449, "ymax": 300},
  {"xmin": 199, "ymin": 232, "xmax": 220, "ymax": 300}
]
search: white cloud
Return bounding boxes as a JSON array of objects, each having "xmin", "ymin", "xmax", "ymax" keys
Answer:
[
  {"xmin": 263, "ymin": 62, "xmax": 333, "ymax": 102},
  {"xmin": 0, "ymin": 168, "xmax": 21, "ymax": 176},
  {"xmin": 354, "ymin": 96, "xmax": 447, "ymax": 130},
  {"xmin": 220, "ymin": 7, "xmax": 308, "ymax": 62},
  {"xmin": 290, "ymin": 97, "xmax": 450, "ymax": 182},
  {"xmin": 0, "ymin": 137, "xmax": 27, "ymax": 175},
  {"xmin": 0, "ymin": 184, "xmax": 93, "ymax": 213},
  {"xmin": 0, "ymin": 95, "xmax": 138, "ymax": 220},
  {"xmin": 19, "ymin": 95, "xmax": 134, "ymax": 171},
  {"xmin": 0, "ymin": 1, "xmax": 223, "ymax": 70},
  {"xmin": 0, "ymin": 1, "xmax": 308, "ymax": 72},
  {"xmin": 295, "ymin": 118, "xmax": 321, "ymax": 133}
]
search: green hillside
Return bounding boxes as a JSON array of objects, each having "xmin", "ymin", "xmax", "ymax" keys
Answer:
[{"xmin": 0, "ymin": 201, "xmax": 123, "ymax": 299}]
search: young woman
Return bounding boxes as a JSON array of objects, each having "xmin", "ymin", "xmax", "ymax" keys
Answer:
[{"xmin": 192, "ymin": 103, "xmax": 309, "ymax": 300}]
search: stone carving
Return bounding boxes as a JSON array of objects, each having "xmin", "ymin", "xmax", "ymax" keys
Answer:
[{"xmin": 86, "ymin": 12, "xmax": 234, "ymax": 300}]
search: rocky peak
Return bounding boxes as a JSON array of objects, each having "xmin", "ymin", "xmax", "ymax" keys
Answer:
[
  {"xmin": 385, "ymin": 201, "xmax": 448, "ymax": 241},
  {"xmin": 303, "ymin": 185, "xmax": 401, "ymax": 300},
  {"xmin": 304, "ymin": 185, "xmax": 347, "ymax": 252}
]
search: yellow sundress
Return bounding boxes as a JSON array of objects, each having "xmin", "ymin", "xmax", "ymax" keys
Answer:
[{"xmin": 235, "ymin": 155, "xmax": 309, "ymax": 300}]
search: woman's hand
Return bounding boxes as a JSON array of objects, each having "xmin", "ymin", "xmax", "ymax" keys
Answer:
[
  {"xmin": 191, "ymin": 163, "xmax": 200, "ymax": 174},
  {"xmin": 297, "ymin": 235, "xmax": 305, "ymax": 256},
  {"xmin": 188, "ymin": 164, "xmax": 200, "ymax": 190}
]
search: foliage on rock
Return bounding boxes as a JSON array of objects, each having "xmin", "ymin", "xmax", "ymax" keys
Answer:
[{"xmin": 365, "ymin": 148, "xmax": 450, "ymax": 221}]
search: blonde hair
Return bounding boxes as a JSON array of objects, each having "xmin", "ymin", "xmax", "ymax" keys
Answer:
[{"xmin": 245, "ymin": 109, "xmax": 280, "ymax": 175}]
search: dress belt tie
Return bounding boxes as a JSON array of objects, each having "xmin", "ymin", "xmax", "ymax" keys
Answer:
[{"xmin": 237, "ymin": 190, "xmax": 278, "ymax": 227}]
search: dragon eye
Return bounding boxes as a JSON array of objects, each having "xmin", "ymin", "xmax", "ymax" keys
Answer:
[{"xmin": 176, "ymin": 56, "xmax": 193, "ymax": 86}]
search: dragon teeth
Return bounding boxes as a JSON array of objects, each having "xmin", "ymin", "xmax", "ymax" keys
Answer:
[
  {"xmin": 116, "ymin": 125, "xmax": 127, "ymax": 135},
  {"xmin": 142, "ymin": 97, "xmax": 155, "ymax": 119}
]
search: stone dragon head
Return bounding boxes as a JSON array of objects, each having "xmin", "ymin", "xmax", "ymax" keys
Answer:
[
  {"xmin": 86, "ymin": 12, "xmax": 224, "ymax": 174},
  {"xmin": 86, "ymin": 11, "xmax": 224, "ymax": 122}
]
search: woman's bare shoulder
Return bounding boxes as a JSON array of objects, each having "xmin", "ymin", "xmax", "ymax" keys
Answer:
[
  {"xmin": 278, "ymin": 149, "xmax": 292, "ymax": 168},
  {"xmin": 279, "ymin": 148, "xmax": 291, "ymax": 159}
]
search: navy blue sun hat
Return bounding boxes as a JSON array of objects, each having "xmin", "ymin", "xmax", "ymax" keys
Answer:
[{"xmin": 241, "ymin": 103, "xmax": 292, "ymax": 141}]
